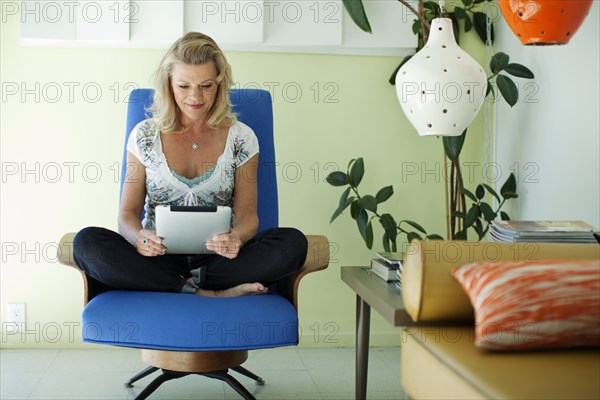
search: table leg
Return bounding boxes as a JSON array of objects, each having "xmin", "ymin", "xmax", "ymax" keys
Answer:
[{"xmin": 355, "ymin": 294, "xmax": 371, "ymax": 400}]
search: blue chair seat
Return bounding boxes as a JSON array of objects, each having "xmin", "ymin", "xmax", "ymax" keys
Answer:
[{"xmin": 82, "ymin": 291, "xmax": 298, "ymax": 351}]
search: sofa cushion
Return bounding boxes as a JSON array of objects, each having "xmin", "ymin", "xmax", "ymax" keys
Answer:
[
  {"xmin": 401, "ymin": 240, "xmax": 599, "ymax": 323},
  {"xmin": 82, "ymin": 291, "xmax": 298, "ymax": 351},
  {"xmin": 452, "ymin": 259, "xmax": 600, "ymax": 350},
  {"xmin": 401, "ymin": 326, "xmax": 600, "ymax": 400}
]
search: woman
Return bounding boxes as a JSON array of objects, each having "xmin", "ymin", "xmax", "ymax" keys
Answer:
[{"xmin": 73, "ymin": 32, "xmax": 307, "ymax": 297}]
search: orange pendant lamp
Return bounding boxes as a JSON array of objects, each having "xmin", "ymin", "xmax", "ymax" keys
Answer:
[{"xmin": 499, "ymin": 0, "xmax": 593, "ymax": 45}]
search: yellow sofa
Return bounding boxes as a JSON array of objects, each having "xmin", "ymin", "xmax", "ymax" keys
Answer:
[{"xmin": 400, "ymin": 240, "xmax": 600, "ymax": 400}]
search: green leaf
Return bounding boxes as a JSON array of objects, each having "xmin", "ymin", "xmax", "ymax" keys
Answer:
[
  {"xmin": 330, "ymin": 199, "xmax": 353, "ymax": 223},
  {"xmin": 455, "ymin": 230, "xmax": 468, "ymax": 240},
  {"xmin": 474, "ymin": 218, "xmax": 484, "ymax": 240},
  {"xmin": 490, "ymin": 52, "xmax": 510, "ymax": 73},
  {"xmin": 500, "ymin": 211, "xmax": 511, "ymax": 221},
  {"xmin": 380, "ymin": 213, "xmax": 398, "ymax": 242},
  {"xmin": 443, "ymin": 129, "xmax": 467, "ymax": 161},
  {"xmin": 358, "ymin": 195, "xmax": 378, "ymax": 212},
  {"xmin": 350, "ymin": 200, "xmax": 360, "ymax": 220},
  {"xmin": 330, "ymin": 208, "xmax": 342, "ymax": 224},
  {"xmin": 402, "ymin": 220, "xmax": 427, "ymax": 234},
  {"xmin": 357, "ymin": 209, "xmax": 369, "ymax": 243},
  {"xmin": 486, "ymin": 81, "xmax": 495, "ymax": 99},
  {"xmin": 349, "ymin": 157, "xmax": 365, "ymax": 187},
  {"xmin": 475, "ymin": 184, "xmax": 485, "ymax": 200},
  {"xmin": 376, "ymin": 186, "xmax": 394, "ymax": 204},
  {"xmin": 504, "ymin": 63, "xmax": 535, "ymax": 79},
  {"xmin": 496, "ymin": 74, "xmax": 519, "ymax": 107},
  {"xmin": 342, "ymin": 0, "xmax": 372, "ymax": 33},
  {"xmin": 347, "ymin": 158, "xmax": 356, "ymax": 172},
  {"xmin": 465, "ymin": 205, "xmax": 480, "ymax": 227},
  {"xmin": 482, "ymin": 183, "xmax": 500, "ymax": 202},
  {"xmin": 407, "ymin": 232, "xmax": 423, "ymax": 243},
  {"xmin": 454, "ymin": 7, "xmax": 472, "ymax": 32},
  {"xmin": 424, "ymin": 1, "xmax": 440, "ymax": 15},
  {"xmin": 451, "ymin": 15, "xmax": 460, "ymax": 45},
  {"xmin": 339, "ymin": 187, "xmax": 350, "ymax": 205},
  {"xmin": 462, "ymin": 0, "xmax": 474, "ymax": 6},
  {"xmin": 426, "ymin": 234, "xmax": 445, "ymax": 240},
  {"xmin": 365, "ymin": 220, "xmax": 374, "ymax": 249},
  {"xmin": 412, "ymin": 19, "xmax": 422, "ymax": 35},
  {"xmin": 330, "ymin": 188, "xmax": 354, "ymax": 223},
  {"xmin": 473, "ymin": 12, "xmax": 494, "ymax": 44},
  {"xmin": 454, "ymin": 7, "xmax": 467, "ymax": 20},
  {"xmin": 480, "ymin": 202, "xmax": 496, "ymax": 221},
  {"xmin": 330, "ymin": 202, "xmax": 349, "ymax": 223},
  {"xmin": 500, "ymin": 173, "xmax": 517, "ymax": 199},
  {"xmin": 462, "ymin": 188, "xmax": 478, "ymax": 203},
  {"xmin": 382, "ymin": 232, "xmax": 391, "ymax": 252},
  {"xmin": 463, "ymin": 13, "xmax": 473, "ymax": 32},
  {"xmin": 326, "ymin": 171, "xmax": 348, "ymax": 187}
]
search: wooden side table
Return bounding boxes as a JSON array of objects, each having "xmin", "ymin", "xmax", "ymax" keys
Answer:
[{"xmin": 340, "ymin": 266, "xmax": 414, "ymax": 400}]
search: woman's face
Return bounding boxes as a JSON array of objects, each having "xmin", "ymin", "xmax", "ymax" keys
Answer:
[{"xmin": 171, "ymin": 61, "xmax": 219, "ymax": 124}]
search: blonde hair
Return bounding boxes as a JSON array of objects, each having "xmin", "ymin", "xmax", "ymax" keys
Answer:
[{"xmin": 150, "ymin": 32, "xmax": 235, "ymax": 133}]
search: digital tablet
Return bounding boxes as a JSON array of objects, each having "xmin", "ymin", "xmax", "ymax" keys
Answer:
[{"xmin": 155, "ymin": 205, "xmax": 232, "ymax": 254}]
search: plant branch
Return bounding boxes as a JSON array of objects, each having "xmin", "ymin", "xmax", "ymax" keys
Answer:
[
  {"xmin": 398, "ymin": 0, "xmax": 431, "ymax": 31},
  {"xmin": 481, "ymin": 199, "xmax": 507, "ymax": 236},
  {"xmin": 457, "ymin": 162, "xmax": 466, "ymax": 233},
  {"xmin": 350, "ymin": 185, "xmax": 361, "ymax": 200},
  {"xmin": 421, "ymin": 0, "xmax": 430, "ymax": 45}
]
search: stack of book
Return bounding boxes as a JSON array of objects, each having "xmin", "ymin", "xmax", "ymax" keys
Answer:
[
  {"xmin": 370, "ymin": 252, "xmax": 403, "ymax": 284},
  {"xmin": 489, "ymin": 220, "xmax": 599, "ymax": 244}
]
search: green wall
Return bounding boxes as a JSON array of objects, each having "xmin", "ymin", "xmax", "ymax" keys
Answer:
[{"xmin": 1, "ymin": 12, "xmax": 486, "ymax": 348}]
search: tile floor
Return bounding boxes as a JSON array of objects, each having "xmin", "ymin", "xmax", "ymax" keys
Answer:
[{"xmin": 0, "ymin": 347, "xmax": 404, "ymax": 400}]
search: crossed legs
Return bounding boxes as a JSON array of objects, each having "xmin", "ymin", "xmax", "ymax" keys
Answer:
[{"xmin": 73, "ymin": 227, "xmax": 308, "ymax": 297}]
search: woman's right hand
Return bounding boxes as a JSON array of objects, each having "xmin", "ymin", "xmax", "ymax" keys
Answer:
[{"xmin": 136, "ymin": 229, "xmax": 165, "ymax": 256}]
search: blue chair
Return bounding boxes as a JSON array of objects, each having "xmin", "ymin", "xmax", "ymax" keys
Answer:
[{"xmin": 58, "ymin": 89, "xmax": 329, "ymax": 399}]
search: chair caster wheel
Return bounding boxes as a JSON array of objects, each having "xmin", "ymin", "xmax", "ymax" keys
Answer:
[
  {"xmin": 256, "ymin": 378, "xmax": 265, "ymax": 386},
  {"xmin": 124, "ymin": 382, "xmax": 134, "ymax": 388}
]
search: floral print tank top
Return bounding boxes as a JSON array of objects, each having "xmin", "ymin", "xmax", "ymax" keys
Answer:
[{"xmin": 126, "ymin": 119, "xmax": 259, "ymax": 230}]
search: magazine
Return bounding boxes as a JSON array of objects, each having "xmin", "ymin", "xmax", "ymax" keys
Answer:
[{"xmin": 489, "ymin": 220, "xmax": 598, "ymax": 243}]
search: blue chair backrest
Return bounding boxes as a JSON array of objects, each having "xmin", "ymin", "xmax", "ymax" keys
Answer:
[{"xmin": 122, "ymin": 88, "xmax": 278, "ymax": 232}]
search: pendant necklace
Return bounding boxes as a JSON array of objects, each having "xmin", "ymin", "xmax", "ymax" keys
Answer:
[{"xmin": 184, "ymin": 132, "xmax": 200, "ymax": 151}]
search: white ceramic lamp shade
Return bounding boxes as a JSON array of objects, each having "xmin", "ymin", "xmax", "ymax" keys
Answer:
[{"xmin": 395, "ymin": 18, "xmax": 487, "ymax": 136}]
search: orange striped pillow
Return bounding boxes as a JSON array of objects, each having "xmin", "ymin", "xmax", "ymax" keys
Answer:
[{"xmin": 452, "ymin": 260, "xmax": 600, "ymax": 350}]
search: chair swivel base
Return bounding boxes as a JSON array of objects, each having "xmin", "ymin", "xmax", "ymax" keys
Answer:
[{"xmin": 125, "ymin": 349, "xmax": 264, "ymax": 400}]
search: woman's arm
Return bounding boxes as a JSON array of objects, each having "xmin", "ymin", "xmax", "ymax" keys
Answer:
[
  {"xmin": 207, "ymin": 154, "xmax": 259, "ymax": 258},
  {"xmin": 231, "ymin": 153, "xmax": 259, "ymax": 244},
  {"xmin": 118, "ymin": 151, "xmax": 164, "ymax": 256}
]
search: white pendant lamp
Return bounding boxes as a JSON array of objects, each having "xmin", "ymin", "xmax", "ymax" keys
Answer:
[{"xmin": 395, "ymin": 17, "xmax": 487, "ymax": 136}]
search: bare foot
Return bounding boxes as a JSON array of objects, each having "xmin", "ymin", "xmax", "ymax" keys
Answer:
[{"xmin": 196, "ymin": 282, "xmax": 267, "ymax": 298}]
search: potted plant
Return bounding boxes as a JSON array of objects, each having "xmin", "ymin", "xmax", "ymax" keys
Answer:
[{"xmin": 327, "ymin": 0, "xmax": 534, "ymax": 251}]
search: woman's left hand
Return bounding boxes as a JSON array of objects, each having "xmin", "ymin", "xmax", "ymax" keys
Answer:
[{"xmin": 206, "ymin": 230, "xmax": 243, "ymax": 259}]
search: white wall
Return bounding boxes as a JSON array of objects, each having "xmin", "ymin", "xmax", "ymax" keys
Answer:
[{"xmin": 494, "ymin": 2, "xmax": 600, "ymax": 228}]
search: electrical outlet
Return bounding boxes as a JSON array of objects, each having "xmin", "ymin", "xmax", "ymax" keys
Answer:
[{"xmin": 7, "ymin": 303, "xmax": 26, "ymax": 332}]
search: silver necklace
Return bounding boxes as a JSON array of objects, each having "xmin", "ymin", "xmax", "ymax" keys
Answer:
[{"xmin": 183, "ymin": 132, "xmax": 199, "ymax": 151}]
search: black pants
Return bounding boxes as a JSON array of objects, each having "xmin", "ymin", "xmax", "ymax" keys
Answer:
[{"xmin": 73, "ymin": 227, "xmax": 308, "ymax": 293}]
